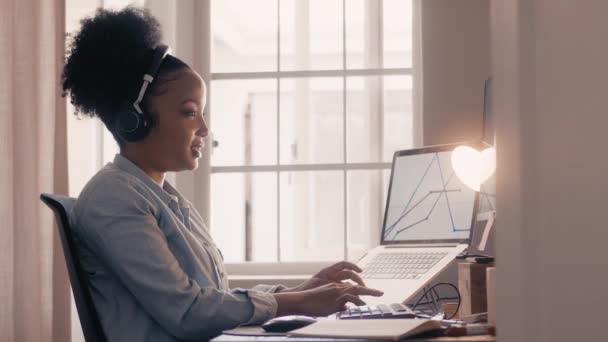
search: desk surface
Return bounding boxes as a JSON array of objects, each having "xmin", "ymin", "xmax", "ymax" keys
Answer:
[
  {"xmin": 213, "ymin": 334, "xmax": 495, "ymax": 341},
  {"xmin": 212, "ymin": 325, "xmax": 495, "ymax": 342}
]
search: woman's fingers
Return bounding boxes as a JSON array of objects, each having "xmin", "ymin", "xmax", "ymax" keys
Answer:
[
  {"xmin": 301, "ymin": 283, "xmax": 384, "ymax": 316},
  {"xmin": 317, "ymin": 261, "xmax": 365, "ymax": 285},
  {"xmin": 334, "ymin": 269, "xmax": 365, "ymax": 286},
  {"xmin": 329, "ymin": 261, "xmax": 362, "ymax": 273},
  {"xmin": 337, "ymin": 293, "xmax": 366, "ymax": 307},
  {"xmin": 335, "ymin": 285, "xmax": 383, "ymax": 312},
  {"xmin": 326, "ymin": 283, "xmax": 383, "ymax": 297},
  {"xmin": 340, "ymin": 261, "xmax": 363, "ymax": 273},
  {"xmin": 345, "ymin": 285, "xmax": 384, "ymax": 297}
]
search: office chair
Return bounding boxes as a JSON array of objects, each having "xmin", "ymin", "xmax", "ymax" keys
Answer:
[{"xmin": 40, "ymin": 193, "xmax": 107, "ymax": 342}]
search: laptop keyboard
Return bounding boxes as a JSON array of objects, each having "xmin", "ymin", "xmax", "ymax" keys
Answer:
[
  {"xmin": 338, "ymin": 303, "xmax": 416, "ymax": 319},
  {"xmin": 360, "ymin": 252, "xmax": 448, "ymax": 279}
]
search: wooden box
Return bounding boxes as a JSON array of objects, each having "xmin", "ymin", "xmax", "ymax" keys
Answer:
[{"xmin": 457, "ymin": 261, "xmax": 495, "ymax": 317}]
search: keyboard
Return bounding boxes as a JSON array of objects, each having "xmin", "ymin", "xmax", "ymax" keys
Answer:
[
  {"xmin": 338, "ymin": 303, "xmax": 416, "ymax": 319},
  {"xmin": 360, "ymin": 252, "xmax": 448, "ymax": 279}
]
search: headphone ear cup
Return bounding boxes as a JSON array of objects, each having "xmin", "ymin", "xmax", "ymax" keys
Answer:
[{"xmin": 115, "ymin": 109, "xmax": 152, "ymax": 142}]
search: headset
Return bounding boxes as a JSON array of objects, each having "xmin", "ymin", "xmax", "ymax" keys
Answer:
[{"xmin": 115, "ymin": 45, "xmax": 171, "ymax": 142}]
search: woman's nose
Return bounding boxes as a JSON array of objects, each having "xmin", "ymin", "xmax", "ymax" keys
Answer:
[{"xmin": 197, "ymin": 115, "xmax": 209, "ymax": 137}]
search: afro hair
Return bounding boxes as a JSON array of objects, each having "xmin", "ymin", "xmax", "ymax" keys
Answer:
[{"xmin": 61, "ymin": 6, "xmax": 188, "ymax": 138}]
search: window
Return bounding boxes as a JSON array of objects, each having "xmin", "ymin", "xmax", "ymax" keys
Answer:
[{"xmin": 210, "ymin": 0, "xmax": 417, "ymax": 263}]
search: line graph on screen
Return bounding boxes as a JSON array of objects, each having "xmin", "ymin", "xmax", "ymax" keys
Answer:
[{"xmin": 384, "ymin": 153, "xmax": 471, "ymax": 240}]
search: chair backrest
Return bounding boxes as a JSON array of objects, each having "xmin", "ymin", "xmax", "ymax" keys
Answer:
[{"xmin": 40, "ymin": 193, "xmax": 107, "ymax": 342}]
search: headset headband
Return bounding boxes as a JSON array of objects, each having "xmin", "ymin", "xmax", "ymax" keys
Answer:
[{"xmin": 133, "ymin": 45, "xmax": 171, "ymax": 114}]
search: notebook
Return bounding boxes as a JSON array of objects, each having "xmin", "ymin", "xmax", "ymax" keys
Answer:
[
  {"xmin": 288, "ymin": 318, "xmax": 442, "ymax": 340},
  {"xmin": 357, "ymin": 143, "xmax": 483, "ymax": 305}
]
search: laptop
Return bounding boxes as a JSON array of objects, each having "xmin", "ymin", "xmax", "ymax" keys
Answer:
[{"xmin": 358, "ymin": 143, "xmax": 480, "ymax": 306}]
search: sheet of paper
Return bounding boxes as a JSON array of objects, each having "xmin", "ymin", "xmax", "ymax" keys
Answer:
[{"xmin": 288, "ymin": 318, "xmax": 441, "ymax": 341}]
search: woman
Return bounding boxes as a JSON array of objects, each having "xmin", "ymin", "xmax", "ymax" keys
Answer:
[{"xmin": 62, "ymin": 7, "xmax": 382, "ymax": 342}]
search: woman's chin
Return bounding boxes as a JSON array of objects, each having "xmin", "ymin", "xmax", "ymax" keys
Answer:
[
  {"xmin": 187, "ymin": 153, "xmax": 201, "ymax": 170},
  {"xmin": 192, "ymin": 149, "xmax": 202, "ymax": 159}
]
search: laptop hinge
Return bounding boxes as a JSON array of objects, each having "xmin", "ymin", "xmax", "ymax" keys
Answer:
[{"xmin": 385, "ymin": 244, "xmax": 458, "ymax": 248}]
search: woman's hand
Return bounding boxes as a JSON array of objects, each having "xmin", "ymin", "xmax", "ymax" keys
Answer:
[
  {"xmin": 274, "ymin": 283, "xmax": 384, "ymax": 317},
  {"xmin": 285, "ymin": 261, "xmax": 366, "ymax": 293}
]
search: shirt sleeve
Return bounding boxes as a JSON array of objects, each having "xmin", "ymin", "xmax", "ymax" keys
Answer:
[
  {"xmin": 74, "ymin": 178, "xmax": 277, "ymax": 340},
  {"xmin": 232, "ymin": 288, "xmax": 279, "ymax": 324},
  {"xmin": 251, "ymin": 284, "xmax": 288, "ymax": 293}
]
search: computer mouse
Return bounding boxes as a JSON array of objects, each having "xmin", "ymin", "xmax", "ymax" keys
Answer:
[{"xmin": 261, "ymin": 315, "xmax": 317, "ymax": 333}]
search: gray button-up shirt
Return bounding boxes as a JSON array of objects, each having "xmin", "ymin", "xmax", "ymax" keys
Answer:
[{"xmin": 71, "ymin": 154, "xmax": 281, "ymax": 341}]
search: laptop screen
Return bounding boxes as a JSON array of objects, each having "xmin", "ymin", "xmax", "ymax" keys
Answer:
[{"xmin": 381, "ymin": 144, "xmax": 479, "ymax": 245}]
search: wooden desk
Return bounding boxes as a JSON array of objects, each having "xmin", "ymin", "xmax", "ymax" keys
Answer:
[
  {"xmin": 212, "ymin": 325, "xmax": 495, "ymax": 341},
  {"xmin": 213, "ymin": 334, "xmax": 494, "ymax": 341}
]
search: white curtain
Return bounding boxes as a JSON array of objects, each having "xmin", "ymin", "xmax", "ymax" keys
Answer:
[{"xmin": 0, "ymin": 0, "xmax": 70, "ymax": 341}]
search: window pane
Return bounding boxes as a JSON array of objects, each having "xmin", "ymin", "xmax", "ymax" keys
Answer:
[
  {"xmin": 383, "ymin": 0, "xmax": 413, "ymax": 68},
  {"xmin": 280, "ymin": 171, "xmax": 344, "ymax": 261},
  {"xmin": 346, "ymin": 76, "xmax": 380, "ymax": 163},
  {"xmin": 210, "ymin": 172, "xmax": 278, "ymax": 262},
  {"xmin": 212, "ymin": 0, "xmax": 277, "ymax": 73},
  {"xmin": 280, "ymin": 0, "xmax": 343, "ymax": 71},
  {"xmin": 383, "ymin": 75, "xmax": 414, "ymax": 162},
  {"xmin": 346, "ymin": 170, "xmax": 383, "ymax": 261},
  {"xmin": 346, "ymin": 169, "xmax": 391, "ymax": 261},
  {"xmin": 211, "ymin": 79, "xmax": 277, "ymax": 166},
  {"xmin": 251, "ymin": 172, "xmax": 278, "ymax": 261},
  {"xmin": 280, "ymin": 77, "xmax": 343, "ymax": 164},
  {"xmin": 345, "ymin": 0, "xmax": 374, "ymax": 69}
]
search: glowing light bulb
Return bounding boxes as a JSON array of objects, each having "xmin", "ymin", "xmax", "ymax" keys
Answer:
[{"xmin": 451, "ymin": 146, "xmax": 496, "ymax": 191}]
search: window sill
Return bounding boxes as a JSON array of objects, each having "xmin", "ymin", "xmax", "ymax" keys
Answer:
[
  {"xmin": 225, "ymin": 261, "xmax": 332, "ymax": 276},
  {"xmin": 224, "ymin": 262, "xmax": 338, "ymax": 288},
  {"xmin": 228, "ymin": 274, "xmax": 310, "ymax": 289}
]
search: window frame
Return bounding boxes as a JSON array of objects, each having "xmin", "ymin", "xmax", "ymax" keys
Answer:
[{"xmin": 208, "ymin": 0, "xmax": 420, "ymax": 271}]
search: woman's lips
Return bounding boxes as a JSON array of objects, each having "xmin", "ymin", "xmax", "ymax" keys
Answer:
[
  {"xmin": 191, "ymin": 141, "xmax": 204, "ymax": 150},
  {"xmin": 191, "ymin": 142, "xmax": 204, "ymax": 157}
]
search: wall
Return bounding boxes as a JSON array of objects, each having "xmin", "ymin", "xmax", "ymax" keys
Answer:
[
  {"xmin": 415, "ymin": 0, "xmax": 491, "ymax": 291},
  {"xmin": 493, "ymin": 0, "xmax": 608, "ymax": 340},
  {"xmin": 421, "ymin": 0, "xmax": 490, "ymax": 146}
]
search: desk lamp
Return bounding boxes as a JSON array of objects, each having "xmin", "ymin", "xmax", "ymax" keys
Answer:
[{"xmin": 451, "ymin": 145, "xmax": 496, "ymax": 252}]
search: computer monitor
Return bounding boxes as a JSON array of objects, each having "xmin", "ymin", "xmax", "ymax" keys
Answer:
[{"xmin": 381, "ymin": 144, "xmax": 480, "ymax": 245}]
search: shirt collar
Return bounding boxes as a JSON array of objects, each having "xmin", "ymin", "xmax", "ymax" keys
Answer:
[
  {"xmin": 163, "ymin": 182, "xmax": 191, "ymax": 208},
  {"xmin": 113, "ymin": 154, "xmax": 187, "ymax": 207}
]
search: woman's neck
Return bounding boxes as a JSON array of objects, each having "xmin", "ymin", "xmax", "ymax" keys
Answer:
[{"xmin": 120, "ymin": 149, "xmax": 165, "ymax": 187}]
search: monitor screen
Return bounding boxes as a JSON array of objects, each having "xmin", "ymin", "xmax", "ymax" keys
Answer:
[{"xmin": 382, "ymin": 147, "xmax": 477, "ymax": 243}]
